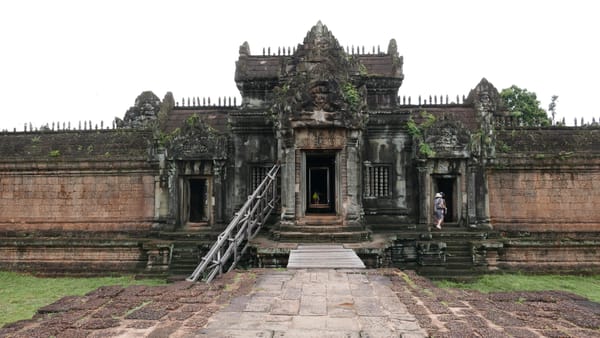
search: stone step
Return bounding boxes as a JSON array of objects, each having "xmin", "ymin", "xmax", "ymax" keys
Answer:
[
  {"xmin": 296, "ymin": 216, "xmax": 343, "ymax": 226},
  {"xmin": 272, "ymin": 230, "xmax": 370, "ymax": 243},
  {"xmin": 287, "ymin": 244, "xmax": 365, "ymax": 269},
  {"xmin": 275, "ymin": 225, "xmax": 364, "ymax": 233}
]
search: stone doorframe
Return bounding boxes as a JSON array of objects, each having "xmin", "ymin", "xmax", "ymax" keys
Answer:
[
  {"xmin": 417, "ymin": 159, "xmax": 467, "ymax": 229},
  {"xmin": 279, "ymin": 127, "xmax": 363, "ymax": 227},
  {"xmin": 298, "ymin": 150, "xmax": 342, "ymax": 217}
]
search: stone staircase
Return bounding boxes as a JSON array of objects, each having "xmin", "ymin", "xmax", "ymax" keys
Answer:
[
  {"xmin": 269, "ymin": 215, "xmax": 370, "ymax": 242},
  {"xmin": 415, "ymin": 228, "xmax": 499, "ymax": 281}
]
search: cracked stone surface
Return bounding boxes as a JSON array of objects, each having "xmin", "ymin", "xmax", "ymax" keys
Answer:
[{"xmin": 1, "ymin": 269, "xmax": 599, "ymax": 337}]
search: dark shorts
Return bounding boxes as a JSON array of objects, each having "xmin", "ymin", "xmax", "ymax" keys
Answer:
[{"xmin": 434, "ymin": 209, "xmax": 444, "ymax": 221}]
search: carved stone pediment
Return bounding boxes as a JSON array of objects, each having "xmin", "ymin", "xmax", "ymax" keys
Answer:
[
  {"xmin": 116, "ymin": 91, "xmax": 161, "ymax": 129},
  {"xmin": 166, "ymin": 115, "xmax": 228, "ymax": 160},
  {"xmin": 424, "ymin": 119, "xmax": 471, "ymax": 158},
  {"xmin": 273, "ymin": 22, "xmax": 367, "ymax": 132}
]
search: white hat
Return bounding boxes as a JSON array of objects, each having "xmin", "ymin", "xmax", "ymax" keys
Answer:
[{"xmin": 434, "ymin": 193, "xmax": 442, "ymax": 198}]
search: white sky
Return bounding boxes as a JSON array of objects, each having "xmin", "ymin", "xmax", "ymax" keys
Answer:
[{"xmin": 1, "ymin": 0, "xmax": 598, "ymax": 130}]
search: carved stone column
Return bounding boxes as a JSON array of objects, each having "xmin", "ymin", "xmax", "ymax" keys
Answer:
[
  {"xmin": 467, "ymin": 163, "xmax": 478, "ymax": 227},
  {"xmin": 213, "ymin": 159, "xmax": 226, "ymax": 227},
  {"xmin": 416, "ymin": 160, "xmax": 432, "ymax": 228},
  {"xmin": 475, "ymin": 164, "xmax": 492, "ymax": 229},
  {"xmin": 279, "ymin": 130, "xmax": 296, "ymax": 226},
  {"xmin": 345, "ymin": 130, "xmax": 363, "ymax": 226}
]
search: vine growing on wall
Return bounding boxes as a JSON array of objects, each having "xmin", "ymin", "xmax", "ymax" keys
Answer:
[
  {"xmin": 342, "ymin": 82, "xmax": 361, "ymax": 113},
  {"xmin": 406, "ymin": 111, "xmax": 437, "ymax": 158}
]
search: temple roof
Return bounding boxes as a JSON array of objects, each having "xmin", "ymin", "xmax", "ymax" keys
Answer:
[{"xmin": 235, "ymin": 22, "xmax": 403, "ymax": 84}]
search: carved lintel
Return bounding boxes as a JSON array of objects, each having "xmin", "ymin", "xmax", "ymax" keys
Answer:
[{"xmin": 295, "ymin": 128, "xmax": 346, "ymax": 149}]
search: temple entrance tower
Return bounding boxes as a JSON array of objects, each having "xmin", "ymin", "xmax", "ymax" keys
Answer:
[{"xmin": 235, "ymin": 21, "xmax": 404, "ymax": 231}]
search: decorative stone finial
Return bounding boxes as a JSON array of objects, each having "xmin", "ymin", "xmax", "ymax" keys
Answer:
[
  {"xmin": 387, "ymin": 39, "xmax": 398, "ymax": 56},
  {"xmin": 239, "ymin": 41, "xmax": 250, "ymax": 56}
]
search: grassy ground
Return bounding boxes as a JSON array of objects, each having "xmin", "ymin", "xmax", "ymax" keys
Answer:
[
  {"xmin": 435, "ymin": 273, "xmax": 600, "ymax": 302},
  {"xmin": 0, "ymin": 271, "xmax": 165, "ymax": 327}
]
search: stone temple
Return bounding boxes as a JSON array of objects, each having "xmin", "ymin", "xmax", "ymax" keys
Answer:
[{"xmin": 1, "ymin": 22, "xmax": 599, "ymax": 279}]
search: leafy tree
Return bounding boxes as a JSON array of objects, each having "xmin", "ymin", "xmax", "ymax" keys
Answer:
[
  {"xmin": 548, "ymin": 95, "xmax": 558, "ymax": 124},
  {"xmin": 500, "ymin": 85, "xmax": 550, "ymax": 126}
]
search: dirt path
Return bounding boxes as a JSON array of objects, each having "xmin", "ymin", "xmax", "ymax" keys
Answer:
[{"xmin": 1, "ymin": 269, "xmax": 599, "ymax": 337}]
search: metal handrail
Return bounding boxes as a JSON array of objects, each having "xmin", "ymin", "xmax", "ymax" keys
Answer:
[{"xmin": 186, "ymin": 162, "xmax": 280, "ymax": 282}]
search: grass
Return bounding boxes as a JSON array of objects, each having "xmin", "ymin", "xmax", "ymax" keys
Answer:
[
  {"xmin": 0, "ymin": 271, "xmax": 165, "ymax": 327},
  {"xmin": 435, "ymin": 273, "xmax": 600, "ymax": 302}
]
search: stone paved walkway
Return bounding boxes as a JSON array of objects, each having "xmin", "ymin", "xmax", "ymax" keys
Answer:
[{"xmin": 1, "ymin": 269, "xmax": 599, "ymax": 337}]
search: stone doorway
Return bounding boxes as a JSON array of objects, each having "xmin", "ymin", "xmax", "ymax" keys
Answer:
[
  {"xmin": 181, "ymin": 177, "xmax": 211, "ymax": 226},
  {"xmin": 189, "ymin": 179, "xmax": 208, "ymax": 222},
  {"xmin": 305, "ymin": 152, "xmax": 336, "ymax": 214},
  {"xmin": 435, "ymin": 176, "xmax": 456, "ymax": 223}
]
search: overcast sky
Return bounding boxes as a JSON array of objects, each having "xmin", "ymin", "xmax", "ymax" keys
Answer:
[{"xmin": 1, "ymin": 0, "xmax": 598, "ymax": 131}]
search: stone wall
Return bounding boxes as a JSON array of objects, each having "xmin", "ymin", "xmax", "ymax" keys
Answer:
[
  {"xmin": 489, "ymin": 127, "xmax": 600, "ymax": 273},
  {"xmin": 0, "ymin": 130, "xmax": 164, "ymax": 275},
  {"xmin": 0, "ymin": 171, "xmax": 155, "ymax": 233},
  {"xmin": 488, "ymin": 169, "xmax": 600, "ymax": 231},
  {"xmin": 0, "ymin": 130, "xmax": 157, "ymax": 234},
  {"xmin": 490, "ymin": 127, "xmax": 600, "ymax": 232}
]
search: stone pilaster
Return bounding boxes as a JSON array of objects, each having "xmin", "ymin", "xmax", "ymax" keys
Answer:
[
  {"xmin": 213, "ymin": 159, "xmax": 226, "ymax": 227},
  {"xmin": 279, "ymin": 133, "xmax": 296, "ymax": 226},
  {"xmin": 416, "ymin": 160, "xmax": 432, "ymax": 228},
  {"xmin": 345, "ymin": 130, "xmax": 363, "ymax": 226}
]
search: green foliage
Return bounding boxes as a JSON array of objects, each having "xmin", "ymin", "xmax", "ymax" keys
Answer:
[
  {"xmin": 156, "ymin": 127, "xmax": 180, "ymax": 147},
  {"xmin": 186, "ymin": 113, "xmax": 200, "ymax": 127},
  {"xmin": 435, "ymin": 273, "xmax": 600, "ymax": 302},
  {"xmin": 358, "ymin": 63, "xmax": 368, "ymax": 76},
  {"xmin": 420, "ymin": 110, "xmax": 436, "ymax": 128},
  {"xmin": 407, "ymin": 111, "xmax": 437, "ymax": 158},
  {"xmin": 500, "ymin": 85, "xmax": 550, "ymax": 126},
  {"xmin": 48, "ymin": 150, "xmax": 61, "ymax": 157},
  {"xmin": 342, "ymin": 82, "xmax": 361, "ymax": 112},
  {"xmin": 419, "ymin": 143, "xmax": 436, "ymax": 157},
  {"xmin": 31, "ymin": 136, "xmax": 41, "ymax": 144},
  {"xmin": 497, "ymin": 140, "xmax": 511, "ymax": 153},
  {"xmin": 406, "ymin": 118, "xmax": 421, "ymax": 138},
  {"xmin": 0, "ymin": 271, "xmax": 165, "ymax": 326},
  {"xmin": 548, "ymin": 95, "xmax": 559, "ymax": 124}
]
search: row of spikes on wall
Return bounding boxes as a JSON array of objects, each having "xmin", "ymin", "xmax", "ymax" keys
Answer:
[
  {"xmin": 3, "ymin": 120, "xmax": 118, "ymax": 133},
  {"xmin": 174, "ymin": 95, "xmax": 467, "ymax": 107},
  {"xmin": 258, "ymin": 45, "xmax": 389, "ymax": 57},
  {"xmin": 3, "ymin": 115, "xmax": 600, "ymax": 133}
]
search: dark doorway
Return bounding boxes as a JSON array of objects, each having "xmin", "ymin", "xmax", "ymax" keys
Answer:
[
  {"xmin": 306, "ymin": 152, "xmax": 336, "ymax": 213},
  {"xmin": 189, "ymin": 179, "xmax": 208, "ymax": 222},
  {"xmin": 436, "ymin": 177, "xmax": 455, "ymax": 223}
]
